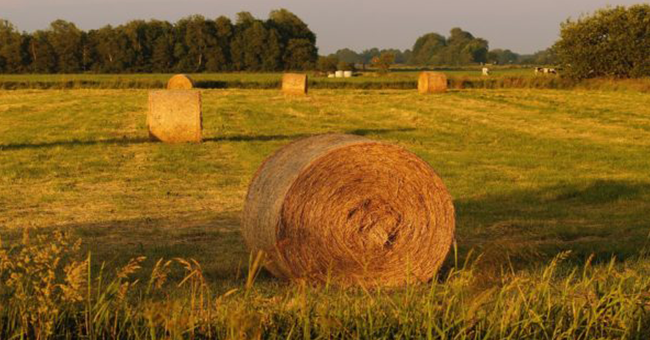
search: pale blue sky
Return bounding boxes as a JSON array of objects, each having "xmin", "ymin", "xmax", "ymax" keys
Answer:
[{"xmin": 1, "ymin": 0, "xmax": 643, "ymax": 54}]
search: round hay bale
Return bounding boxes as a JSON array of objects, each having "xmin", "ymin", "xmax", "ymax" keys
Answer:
[
  {"xmin": 242, "ymin": 134, "xmax": 455, "ymax": 287},
  {"xmin": 418, "ymin": 72, "xmax": 447, "ymax": 94},
  {"xmin": 282, "ymin": 73, "xmax": 308, "ymax": 95},
  {"xmin": 167, "ymin": 74, "xmax": 195, "ymax": 90}
]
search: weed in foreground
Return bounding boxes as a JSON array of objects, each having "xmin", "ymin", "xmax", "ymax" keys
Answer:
[{"xmin": 2, "ymin": 229, "xmax": 650, "ymax": 339}]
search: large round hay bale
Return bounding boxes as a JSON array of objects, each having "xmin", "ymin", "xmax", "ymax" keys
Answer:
[
  {"xmin": 418, "ymin": 72, "xmax": 447, "ymax": 94},
  {"xmin": 148, "ymin": 90, "xmax": 202, "ymax": 143},
  {"xmin": 167, "ymin": 74, "xmax": 195, "ymax": 90},
  {"xmin": 242, "ymin": 134, "xmax": 455, "ymax": 287},
  {"xmin": 282, "ymin": 73, "xmax": 308, "ymax": 95}
]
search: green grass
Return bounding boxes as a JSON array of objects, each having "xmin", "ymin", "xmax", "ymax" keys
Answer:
[
  {"xmin": 2, "ymin": 71, "xmax": 647, "ymax": 92},
  {"xmin": 1, "ymin": 88, "xmax": 650, "ymax": 338},
  {"xmin": 0, "ymin": 68, "xmax": 565, "ymax": 90}
]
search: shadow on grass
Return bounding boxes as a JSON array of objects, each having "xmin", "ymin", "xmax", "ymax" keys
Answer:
[
  {"xmin": 2, "ymin": 179, "xmax": 646, "ymax": 286},
  {"xmin": 0, "ymin": 137, "xmax": 152, "ymax": 150},
  {"xmin": 446, "ymin": 179, "xmax": 650, "ymax": 279},
  {"xmin": 0, "ymin": 127, "xmax": 416, "ymax": 150},
  {"xmin": 52, "ymin": 211, "xmax": 253, "ymax": 284}
]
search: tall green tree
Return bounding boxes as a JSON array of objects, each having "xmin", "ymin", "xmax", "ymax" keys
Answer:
[
  {"xmin": 150, "ymin": 21, "xmax": 175, "ymax": 72},
  {"xmin": 27, "ymin": 30, "xmax": 57, "ymax": 73},
  {"xmin": 47, "ymin": 20, "xmax": 83, "ymax": 73},
  {"xmin": 554, "ymin": 4, "xmax": 650, "ymax": 79},
  {"xmin": 334, "ymin": 48, "xmax": 363, "ymax": 64},
  {"xmin": 317, "ymin": 55, "xmax": 339, "ymax": 72},
  {"xmin": 206, "ymin": 16, "xmax": 234, "ymax": 71},
  {"xmin": 410, "ymin": 33, "xmax": 446, "ymax": 65},
  {"xmin": 410, "ymin": 28, "xmax": 488, "ymax": 66},
  {"xmin": 0, "ymin": 19, "xmax": 28, "ymax": 73},
  {"xmin": 487, "ymin": 49, "xmax": 519, "ymax": 64},
  {"xmin": 0, "ymin": 10, "xmax": 319, "ymax": 73},
  {"xmin": 268, "ymin": 9, "xmax": 318, "ymax": 70}
]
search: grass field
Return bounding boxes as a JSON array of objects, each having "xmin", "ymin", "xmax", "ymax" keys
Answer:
[
  {"xmin": 1, "ymin": 87, "xmax": 650, "ymax": 338},
  {"xmin": 0, "ymin": 68, "xmax": 569, "ymax": 91}
]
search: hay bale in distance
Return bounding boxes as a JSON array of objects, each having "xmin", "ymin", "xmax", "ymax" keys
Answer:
[
  {"xmin": 242, "ymin": 134, "xmax": 455, "ymax": 287},
  {"xmin": 282, "ymin": 73, "xmax": 308, "ymax": 95},
  {"xmin": 167, "ymin": 74, "xmax": 195, "ymax": 90},
  {"xmin": 148, "ymin": 90, "xmax": 202, "ymax": 143},
  {"xmin": 418, "ymin": 72, "xmax": 448, "ymax": 94},
  {"xmin": 343, "ymin": 71, "xmax": 353, "ymax": 78}
]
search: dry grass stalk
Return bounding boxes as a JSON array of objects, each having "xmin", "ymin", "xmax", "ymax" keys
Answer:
[
  {"xmin": 282, "ymin": 73, "xmax": 308, "ymax": 95},
  {"xmin": 147, "ymin": 90, "xmax": 202, "ymax": 143},
  {"xmin": 418, "ymin": 72, "xmax": 448, "ymax": 94},
  {"xmin": 242, "ymin": 134, "xmax": 455, "ymax": 287},
  {"xmin": 166, "ymin": 74, "xmax": 195, "ymax": 90}
]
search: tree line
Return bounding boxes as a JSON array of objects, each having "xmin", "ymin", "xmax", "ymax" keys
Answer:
[
  {"xmin": 328, "ymin": 27, "xmax": 557, "ymax": 69},
  {"xmin": 2, "ymin": 4, "xmax": 647, "ymax": 79},
  {"xmin": 0, "ymin": 9, "xmax": 318, "ymax": 73}
]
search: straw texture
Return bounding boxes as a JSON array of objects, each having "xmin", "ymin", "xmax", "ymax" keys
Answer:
[
  {"xmin": 282, "ymin": 73, "xmax": 308, "ymax": 95},
  {"xmin": 242, "ymin": 134, "xmax": 455, "ymax": 287},
  {"xmin": 147, "ymin": 90, "xmax": 202, "ymax": 143},
  {"xmin": 167, "ymin": 74, "xmax": 195, "ymax": 90},
  {"xmin": 418, "ymin": 72, "xmax": 448, "ymax": 94}
]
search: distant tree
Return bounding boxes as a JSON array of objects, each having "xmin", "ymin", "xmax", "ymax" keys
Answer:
[
  {"xmin": 446, "ymin": 28, "xmax": 488, "ymax": 65},
  {"xmin": 150, "ymin": 23, "xmax": 176, "ymax": 72},
  {"xmin": 91, "ymin": 25, "xmax": 131, "ymax": 72},
  {"xmin": 28, "ymin": 30, "xmax": 57, "ymax": 73},
  {"xmin": 518, "ymin": 48, "xmax": 557, "ymax": 65},
  {"xmin": 554, "ymin": 4, "xmax": 650, "ymax": 79},
  {"xmin": 402, "ymin": 49, "xmax": 412, "ymax": 64},
  {"xmin": 334, "ymin": 48, "xmax": 363, "ymax": 64},
  {"xmin": 283, "ymin": 38, "xmax": 317, "ymax": 70},
  {"xmin": 0, "ymin": 10, "xmax": 319, "ymax": 73},
  {"xmin": 360, "ymin": 48, "xmax": 380, "ymax": 64},
  {"xmin": 410, "ymin": 28, "xmax": 488, "ymax": 66},
  {"xmin": 487, "ymin": 49, "xmax": 519, "ymax": 64},
  {"xmin": 242, "ymin": 21, "xmax": 269, "ymax": 71},
  {"xmin": 380, "ymin": 49, "xmax": 407, "ymax": 64},
  {"xmin": 47, "ymin": 20, "xmax": 84, "ymax": 73},
  {"xmin": 268, "ymin": 9, "xmax": 318, "ymax": 70},
  {"xmin": 373, "ymin": 52, "xmax": 395, "ymax": 73},
  {"xmin": 337, "ymin": 60, "xmax": 354, "ymax": 71},
  {"xmin": 0, "ymin": 19, "xmax": 28, "ymax": 73},
  {"xmin": 261, "ymin": 28, "xmax": 282, "ymax": 71},
  {"xmin": 317, "ymin": 55, "xmax": 339, "ymax": 73},
  {"xmin": 208, "ymin": 16, "xmax": 234, "ymax": 71},
  {"xmin": 231, "ymin": 12, "xmax": 286, "ymax": 71},
  {"xmin": 410, "ymin": 33, "xmax": 446, "ymax": 65}
]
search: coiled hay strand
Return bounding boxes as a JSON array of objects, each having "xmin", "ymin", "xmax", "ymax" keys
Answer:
[
  {"xmin": 167, "ymin": 74, "xmax": 195, "ymax": 89},
  {"xmin": 418, "ymin": 72, "xmax": 448, "ymax": 94},
  {"xmin": 242, "ymin": 134, "xmax": 455, "ymax": 287},
  {"xmin": 282, "ymin": 73, "xmax": 308, "ymax": 95}
]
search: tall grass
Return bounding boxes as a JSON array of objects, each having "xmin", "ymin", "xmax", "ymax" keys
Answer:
[{"xmin": 2, "ymin": 229, "xmax": 649, "ymax": 339}]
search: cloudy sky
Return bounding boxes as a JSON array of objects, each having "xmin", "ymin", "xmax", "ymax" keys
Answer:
[{"xmin": 1, "ymin": 0, "xmax": 643, "ymax": 54}]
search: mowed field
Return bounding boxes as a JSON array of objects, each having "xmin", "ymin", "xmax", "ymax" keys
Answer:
[{"xmin": 1, "ymin": 86, "xmax": 650, "ymax": 338}]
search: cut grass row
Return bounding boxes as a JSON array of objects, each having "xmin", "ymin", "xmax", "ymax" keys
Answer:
[
  {"xmin": 1, "ymin": 72, "xmax": 648, "ymax": 92},
  {"xmin": 1, "ymin": 88, "xmax": 649, "ymax": 338}
]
